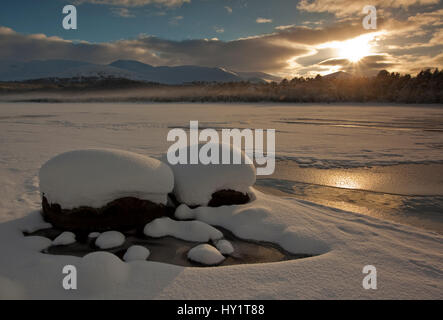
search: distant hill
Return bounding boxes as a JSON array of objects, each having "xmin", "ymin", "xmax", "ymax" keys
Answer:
[
  {"xmin": 234, "ymin": 71, "xmax": 282, "ymax": 83},
  {"xmin": 323, "ymin": 71, "xmax": 352, "ymax": 80},
  {"xmin": 0, "ymin": 60, "xmax": 135, "ymax": 82},
  {"xmin": 0, "ymin": 59, "xmax": 278, "ymax": 84}
]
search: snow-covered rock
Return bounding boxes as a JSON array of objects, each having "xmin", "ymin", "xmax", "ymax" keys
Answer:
[
  {"xmin": 215, "ymin": 239, "xmax": 234, "ymax": 255},
  {"xmin": 123, "ymin": 245, "xmax": 150, "ymax": 262},
  {"xmin": 88, "ymin": 232, "xmax": 100, "ymax": 238},
  {"xmin": 95, "ymin": 231, "xmax": 125, "ymax": 249},
  {"xmin": 187, "ymin": 244, "xmax": 226, "ymax": 265},
  {"xmin": 164, "ymin": 143, "xmax": 256, "ymax": 206},
  {"xmin": 39, "ymin": 149, "xmax": 174, "ymax": 209},
  {"xmin": 52, "ymin": 231, "xmax": 76, "ymax": 246},
  {"xmin": 174, "ymin": 204, "xmax": 194, "ymax": 220},
  {"xmin": 144, "ymin": 217, "xmax": 223, "ymax": 242}
]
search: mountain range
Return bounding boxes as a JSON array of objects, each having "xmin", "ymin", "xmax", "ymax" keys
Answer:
[{"xmin": 0, "ymin": 59, "xmax": 281, "ymax": 84}]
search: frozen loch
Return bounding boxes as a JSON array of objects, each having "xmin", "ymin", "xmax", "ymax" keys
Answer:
[{"xmin": 0, "ymin": 103, "xmax": 441, "ymax": 299}]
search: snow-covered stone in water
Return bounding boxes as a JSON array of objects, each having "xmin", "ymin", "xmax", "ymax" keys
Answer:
[
  {"xmin": 164, "ymin": 143, "xmax": 256, "ymax": 207},
  {"xmin": 187, "ymin": 244, "xmax": 225, "ymax": 265},
  {"xmin": 215, "ymin": 239, "xmax": 234, "ymax": 255},
  {"xmin": 52, "ymin": 231, "xmax": 76, "ymax": 246},
  {"xmin": 175, "ymin": 204, "xmax": 195, "ymax": 220},
  {"xmin": 144, "ymin": 217, "xmax": 223, "ymax": 242},
  {"xmin": 123, "ymin": 245, "xmax": 150, "ymax": 262},
  {"xmin": 39, "ymin": 149, "xmax": 174, "ymax": 231},
  {"xmin": 88, "ymin": 232, "xmax": 100, "ymax": 238},
  {"xmin": 95, "ymin": 231, "xmax": 125, "ymax": 249}
]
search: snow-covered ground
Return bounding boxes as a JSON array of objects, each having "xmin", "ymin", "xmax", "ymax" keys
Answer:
[{"xmin": 0, "ymin": 102, "xmax": 442, "ymax": 299}]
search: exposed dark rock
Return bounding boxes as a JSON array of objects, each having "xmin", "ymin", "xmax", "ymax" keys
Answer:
[
  {"xmin": 208, "ymin": 190, "xmax": 250, "ymax": 207},
  {"xmin": 41, "ymin": 196, "xmax": 173, "ymax": 232}
]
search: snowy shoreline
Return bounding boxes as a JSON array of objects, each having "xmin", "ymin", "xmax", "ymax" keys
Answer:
[{"xmin": 0, "ymin": 189, "xmax": 442, "ymax": 299}]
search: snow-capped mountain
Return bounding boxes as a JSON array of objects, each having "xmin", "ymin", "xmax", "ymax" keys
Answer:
[
  {"xmin": 0, "ymin": 60, "xmax": 137, "ymax": 82},
  {"xmin": 109, "ymin": 60, "xmax": 241, "ymax": 84},
  {"xmin": 0, "ymin": 59, "xmax": 274, "ymax": 84}
]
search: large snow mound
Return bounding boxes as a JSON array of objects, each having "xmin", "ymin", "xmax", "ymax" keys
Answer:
[
  {"xmin": 144, "ymin": 217, "xmax": 223, "ymax": 242},
  {"xmin": 187, "ymin": 244, "xmax": 226, "ymax": 265},
  {"xmin": 164, "ymin": 143, "xmax": 256, "ymax": 206},
  {"xmin": 39, "ymin": 149, "xmax": 174, "ymax": 209}
]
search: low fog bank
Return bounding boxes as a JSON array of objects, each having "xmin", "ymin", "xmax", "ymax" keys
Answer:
[{"xmin": 1, "ymin": 69, "xmax": 442, "ymax": 103}]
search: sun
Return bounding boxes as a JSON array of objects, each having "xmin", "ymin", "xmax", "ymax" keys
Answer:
[{"xmin": 337, "ymin": 35, "xmax": 373, "ymax": 63}]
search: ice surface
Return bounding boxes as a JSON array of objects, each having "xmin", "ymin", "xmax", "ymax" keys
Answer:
[
  {"xmin": 144, "ymin": 217, "xmax": 223, "ymax": 242},
  {"xmin": 39, "ymin": 149, "xmax": 174, "ymax": 209},
  {"xmin": 187, "ymin": 244, "xmax": 225, "ymax": 265},
  {"xmin": 95, "ymin": 231, "xmax": 126, "ymax": 249},
  {"xmin": 214, "ymin": 239, "xmax": 234, "ymax": 255},
  {"xmin": 164, "ymin": 143, "xmax": 256, "ymax": 206},
  {"xmin": 123, "ymin": 245, "xmax": 151, "ymax": 262},
  {"xmin": 52, "ymin": 231, "xmax": 76, "ymax": 246}
]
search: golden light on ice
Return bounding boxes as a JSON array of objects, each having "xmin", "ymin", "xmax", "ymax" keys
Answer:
[{"xmin": 332, "ymin": 176, "xmax": 361, "ymax": 189}]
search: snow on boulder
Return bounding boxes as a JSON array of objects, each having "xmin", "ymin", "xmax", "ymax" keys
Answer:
[
  {"xmin": 163, "ymin": 143, "xmax": 256, "ymax": 207},
  {"xmin": 144, "ymin": 217, "xmax": 223, "ymax": 242},
  {"xmin": 52, "ymin": 231, "xmax": 76, "ymax": 246},
  {"xmin": 40, "ymin": 149, "xmax": 173, "ymax": 208},
  {"xmin": 95, "ymin": 231, "xmax": 125, "ymax": 249},
  {"xmin": 123, "ymin": 245, "xmax": 150, "ymax": 262},
  {"xmin": 215, "ymin": 239, "xmax": 234, "ymax": 255},
  {"xmin": 39, "ymin": 149, "xmax": 174, "ymax": 232},
  {"xmin": 187, "ymin": 244, "xmax": 225, "ymax": 265}
]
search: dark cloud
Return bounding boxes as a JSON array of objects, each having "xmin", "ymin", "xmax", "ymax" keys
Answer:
[{"xmin": 1, "ymin": 23, "xmax": 370, "ymax": 73}]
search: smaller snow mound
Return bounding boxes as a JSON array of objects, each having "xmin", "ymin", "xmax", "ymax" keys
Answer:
[
  {"xmin": 52, "ymin": 231, "xmax": 76, "ymax": 246},
  {"xmin": 175, "ymin": 204, "xmax": 194, "ymax": 220},
  {"xmin": 164, "ymin": 143, "xmax": 256, "ymax": 206},
  {"xmin": 188, "ymin": 244, "xmax": 225, "ymax": 265},
  {"xmin": 95, "ymin": 231, "xmax": 125, "ymax": 249},
  {"xmin": 39, "ymin": 149, "xmax": 174, "ymax": 209},
  {"xmin": 215, "ymin": 239, "xmax": 234, "ymax": 255},
  {"xmin": 144, "ymin": 217, "xmax": 223, "ymax": 242},
  {"xmin": 123, "ymin": 245, "xmax": 150, "ymax": 262},
  {"xmin": 88, "ymin": 232, "xmax": 100, "ymax": 238}
]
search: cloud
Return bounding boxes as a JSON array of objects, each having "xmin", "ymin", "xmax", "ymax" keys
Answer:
[
  {"xmin": 275, "ymin": 25, "xmax": 296, "ymax": 30},
  {"xmin": 214, "ymin": 27, "xmax": 225, "ymax": 34},
  {"xmin": 110, "ymin": 8, "xmax": 135, "ymax": 17},
  {"xmin": 74, "ymin": 0, "xmax": 190, "ymax": 7},
  {"xmin": 297, "ymin": 0, "xmax": 440, "ymax": 17},
  {"xmin": 169, "ymin": 16, "xmax": 183, "ymax": 25},
  {"xmin": 224, "ymin": 6, "xmax": 232, "ymax": 14},
  {"xmin": 256, "ymin": 18, "xmax": 272, "ymax": 24},
  {"xmin": 0, "ymin": 15, "xmax": 441, "ymax": 77},
  {"xmin": 0, "ymin": 22, "xmax": 381, "ymax": 75}
]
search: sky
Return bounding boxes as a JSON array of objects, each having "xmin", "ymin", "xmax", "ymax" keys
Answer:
[{"xmin": 0, "ymin": 0, "xmax": 442, "ymax": 77}]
